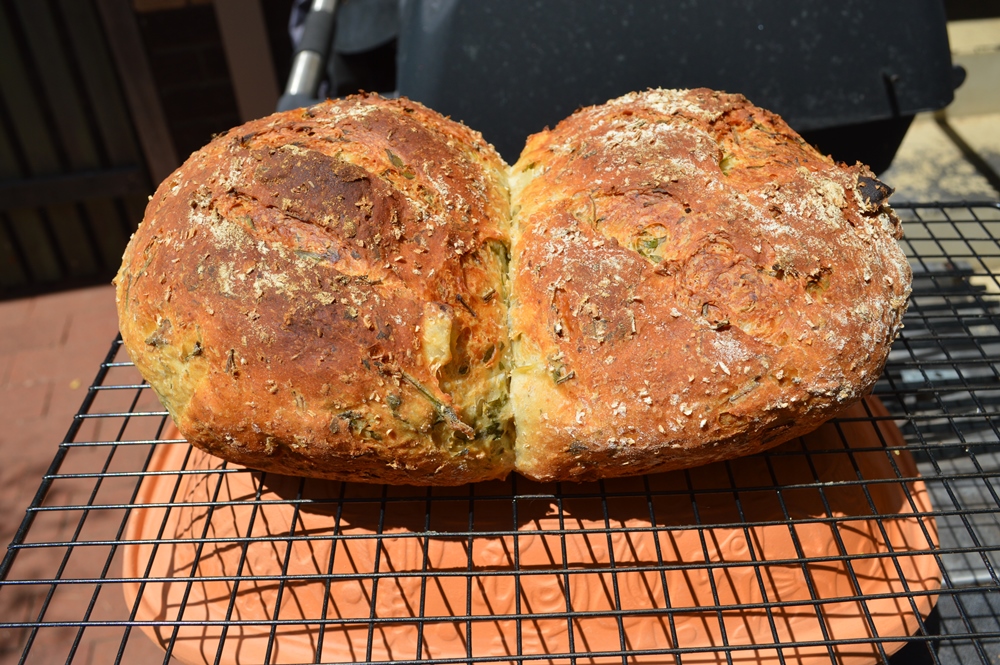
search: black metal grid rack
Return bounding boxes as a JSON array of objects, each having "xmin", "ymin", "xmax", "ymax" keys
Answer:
[{"xmin": 2, "ymin": 201, "xmax": 1000, "ymax": 665}]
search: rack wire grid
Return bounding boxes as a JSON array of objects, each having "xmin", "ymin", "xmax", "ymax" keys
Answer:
[{"xmin": 2, "ymin": 201, "xmax": 1000, "ymax": 665}]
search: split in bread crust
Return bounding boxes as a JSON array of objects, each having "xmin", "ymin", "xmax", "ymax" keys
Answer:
[{"xmin": 116, "ymin": 90, "xmax": 911, "ymax": 485}]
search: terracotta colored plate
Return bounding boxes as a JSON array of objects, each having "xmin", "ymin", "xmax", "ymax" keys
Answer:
[{"xmin": 122, "ymin": 398, "xmax": 940, "ymax": 665}]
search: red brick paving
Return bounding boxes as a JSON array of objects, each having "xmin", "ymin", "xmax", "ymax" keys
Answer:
[
  {"xmin": 0, "ymin": 285, "xmax": 173, "ymax": 664},
  {"xmin": 0, "ymin": 286, "xmax": 120, "ymax": 546}
]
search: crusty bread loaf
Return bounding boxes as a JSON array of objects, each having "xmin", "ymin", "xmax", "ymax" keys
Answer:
[
  {"xmin": 116, "ymin": 95, "xmax": 515, "ymax": 485},
  {"xmin": 508, "ymin": 88, "xmax": 911, "ymax": 481},
  {"xmin": 117, "ymin": 89, "xmax": 910, "ymax": 485}
]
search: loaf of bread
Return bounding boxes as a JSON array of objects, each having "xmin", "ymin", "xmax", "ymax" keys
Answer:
[
  {"xmin": 116, "ymin": 95, "xmax": 515, "ymax": 484},
  {"xmin": 507, "ymin": 89, "xmax": 910, "ymax": 481},
  {"xmin": 116, "ymin": 90, "xmax": 910, "ymax": 485}
]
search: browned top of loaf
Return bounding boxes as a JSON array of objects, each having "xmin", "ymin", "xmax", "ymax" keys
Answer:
[
  {"xmin": 508, "ymin": 88, "xmax": 911, "ymax": 481},
  {"xmin": 116, "ymin": 95, "xmax": 514, "ymax": 485}
]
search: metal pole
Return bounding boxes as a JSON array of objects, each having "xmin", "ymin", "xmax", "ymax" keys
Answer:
[{"xmin": 278, "ymin": 0, "xmax": 338, "ymax": 111}]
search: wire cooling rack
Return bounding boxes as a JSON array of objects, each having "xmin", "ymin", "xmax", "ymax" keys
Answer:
[{"xmin": 2, "ymin": 202, "xmax": 1000, "ymax": 665}]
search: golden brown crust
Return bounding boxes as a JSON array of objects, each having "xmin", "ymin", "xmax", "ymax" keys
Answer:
[
  {"xmin": 508, "ymin": 88, "xmax": 911, "ymax": 481},
  {"xmin": 116, "ymin": 95, "xmax": 515, "ymax": 485}
]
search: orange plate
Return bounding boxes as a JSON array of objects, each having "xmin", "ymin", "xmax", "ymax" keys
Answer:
[{"xmin": 122, "ymin": 398, "xmax": 940, "ymax": 665}]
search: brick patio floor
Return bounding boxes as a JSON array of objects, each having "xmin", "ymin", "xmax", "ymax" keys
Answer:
[
  {"xmin": 0, "ymin": 285, "xmax": 120, "ymax": 550},
  {"xmin": 0, "ymin": 285, "xmax": 175, "ymax": 663}
]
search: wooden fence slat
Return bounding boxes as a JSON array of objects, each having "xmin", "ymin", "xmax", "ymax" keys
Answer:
[
  {"xmin": 0, "ymin": 107, "xmax": 27, "ymax": 285},
  {"xmin": 0, "ymin": 68, "xmax": 29, "ymax": 286},
  {"xmin": 0, "ymin": 217, "xmax": 26, "ymax": 286},
  {"xmin": 214, "ymin": 0, "xmax": 279, "ymax": 122},
  {"xmin": 93, "ymin": 0, "xmax": 179, "ymax": 184},
  {"xmin": 82, "ymin": 198, "xmax": 127, "ymax": 270},
  {"xmin": 44, "ymin": 203, "xmax": 99, "ymax": 276},
  {"xmin": 12, "ymin": 0, "xmax": 102, "ymax": 170},
  {"xmin": 4, "ymin": 209, "xmax": 61, "ymax": 282},
  {"xmin": 0, "ymin": 5, "xmax": 62, "ymax": 175},
  {"xmin": 59, "ymin": 0, "xmax": 143, "ymax": 168},
  {"xmin": 122, "ymin": 194, "xmax": 148, "ymax": 233},
  {"xmin": 8, "ymin": 0, "xmax": 113, "ymax": 280},
  {"xmin": 0, "ymin": 4, "xmax": 68, "ymax": 282}
]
